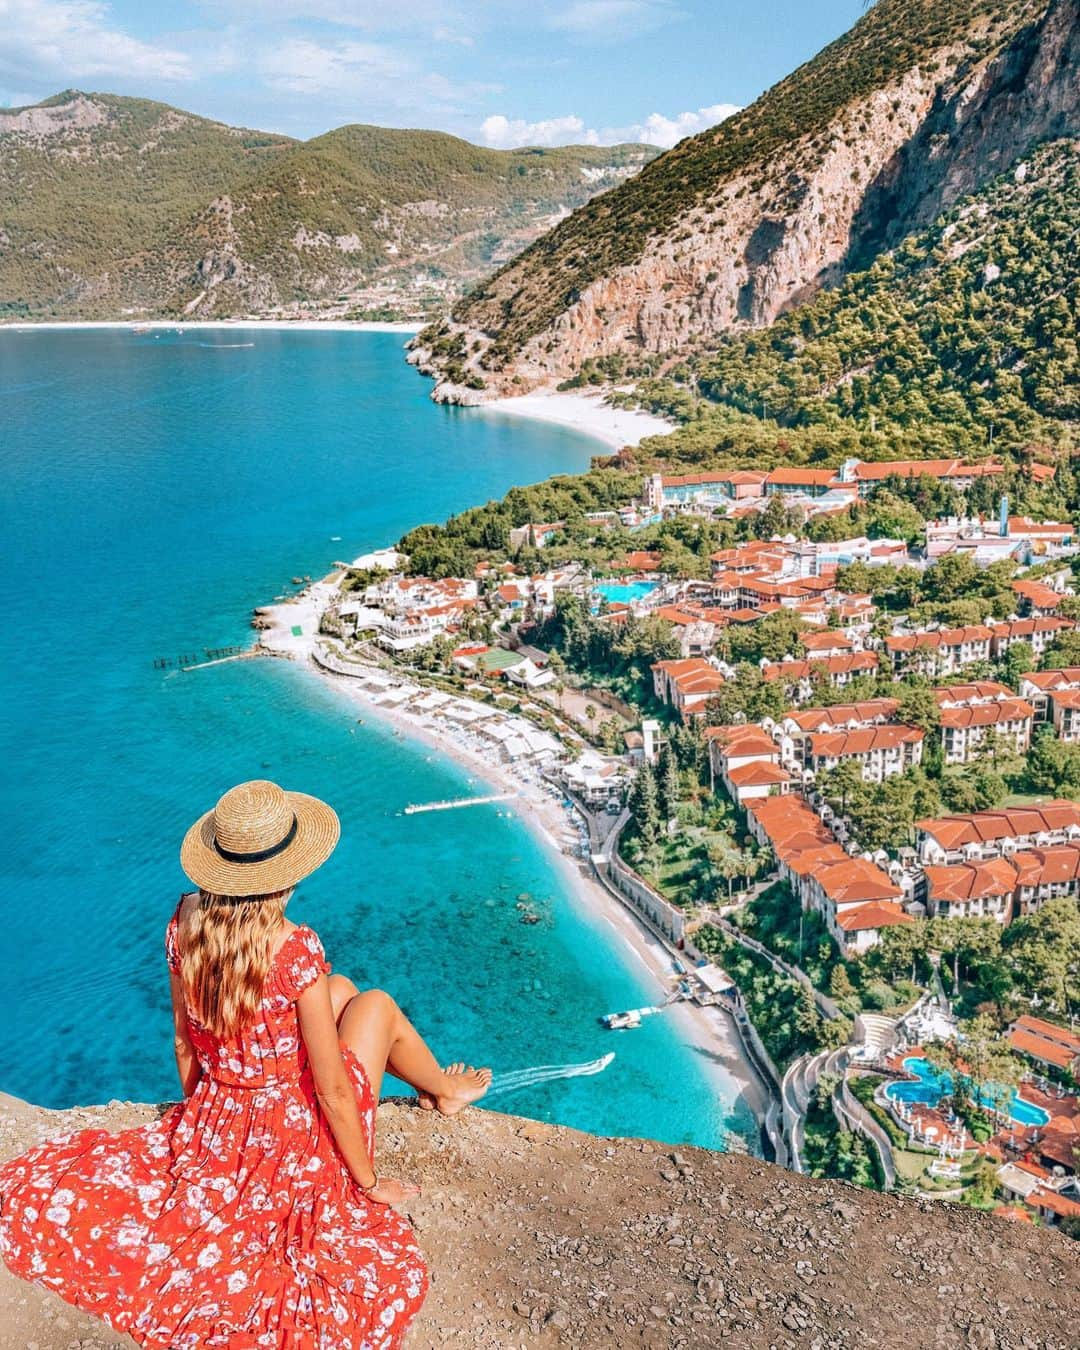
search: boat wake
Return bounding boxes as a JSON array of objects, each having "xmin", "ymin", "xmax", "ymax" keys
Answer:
[{"xmin": 486, "ymin": 1052, "xmax": 615, "ymax": 1098}]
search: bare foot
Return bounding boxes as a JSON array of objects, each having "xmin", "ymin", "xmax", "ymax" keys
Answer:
[{"xmin": 417, "ymin": 1062, "xmax": 492, "ymax": 1116}]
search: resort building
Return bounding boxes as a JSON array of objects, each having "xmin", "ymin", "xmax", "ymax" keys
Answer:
[
  {"xmin": 798, "ymin": 630, "xmax": 856, "ymax": 658},
  {"xmin": 776, "ymin": 698, "xmax": 900, "ymax": 763},
  {"xmin": 921, "ymin": 856, "xmax": 1019, "ymax": 923},
  {"xmin": 986, "ymin": 615, "xmax": 1075, "ymax": 658},
  {"xmin": 938, "ymin": 696, "xmax": 1034, "ymax": 765},
  {"xmin": 1019, "ymin": 668, "xmax": 1080, "ymax": 739},
  {"xmin": 884, "ymin": 625, "xmax": 994, "ymax": 677},
  {"xmin": 650, "ymin": 658, "xmax": 725, "ymax": 718},
  {"xmin": 759, "ymin": 652, "xmax": 880, "ymax": 702},
  {"xmin": 507, "ymin": 521, "xmax": 565, "ymax": 551},
  {"xmin": 706, "ymin": 724, "xmax": 791, "ymax": 804},
  {"xmin": 915, "ymin": 801, "xmax": 1080, "ymax": 865},
  {"xmin": 807, "ymin": 723, "xmax": 924, "ymax": 783},
  {"xmin": 1012, "ymin": 576, "xmax": 1072, "ymax": 616},
  {"xmin": 1012, "ymin": 846, "xmax": 1080, "ymax": 915},
  {"xmin": 803, "ymin": 858, "xmax": 909, "ymax": 957},
  {"xmin": 1007, "ymin": 1016, "xmax": 1080, "ymax": 1078}
]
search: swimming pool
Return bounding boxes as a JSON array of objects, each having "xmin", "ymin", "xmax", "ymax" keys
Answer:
[
  {"xmin": 885, "ymin": 1057, "xmax": 1050, "ymax": 1127},
  {"xmin": 594, "ymin": 580, "xmax": 658, "ymax": 606}
]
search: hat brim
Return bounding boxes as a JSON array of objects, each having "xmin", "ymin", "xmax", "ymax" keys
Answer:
[{"xmin": 180, "ymin": 791, "xmax": 340, "ymax": 896}]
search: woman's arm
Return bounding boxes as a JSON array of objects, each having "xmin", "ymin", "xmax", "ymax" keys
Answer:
[
  {"xmin": 297, "ymin": 974, "xmax": 379, "ymax": 1188},
  {"xmin": 169, "ymin": 973, "xmax": 201, "ymax": 1098}
]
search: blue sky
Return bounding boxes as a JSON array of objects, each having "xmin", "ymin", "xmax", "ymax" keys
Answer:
[{"xmin": 0, "ymin": 1, "xmax": 862, "ymax": 146}]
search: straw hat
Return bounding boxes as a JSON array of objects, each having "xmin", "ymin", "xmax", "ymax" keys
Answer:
[{"xmin": 181, "ymin": 780, "xmax": 340, "ymax": 896}]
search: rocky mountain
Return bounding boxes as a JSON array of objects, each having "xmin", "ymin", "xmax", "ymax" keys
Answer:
[
  {"xmin": 412, "ymin": 0, "xmax": 1078, "ymax": 401},
  {"xmin": 3, "ymin": 1093, "xmax": 1079, "ymax": 1348},
  {"xmin": 0, "ymin": 92, "xmax": 655, "ymax": 322}
]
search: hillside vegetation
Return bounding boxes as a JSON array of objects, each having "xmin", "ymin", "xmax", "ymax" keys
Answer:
[
  {"xmin": 0, "ymin": 92, "xmax": 653, "ymax": 320},
  {"xmin": 626, "ymin": 138, "xmax": 1078, "ymax": 465}
]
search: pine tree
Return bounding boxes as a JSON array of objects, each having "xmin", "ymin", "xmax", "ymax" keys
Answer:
[
  {"xmin": 628, "ymin": 763, "xmax": 661, "ymax": 849},
  {"xmin": 657, "ymin": 744, "xmax": 680, "ymax": 826},
  {"xmin": 829, "ymin": 964, "xmax": 855, "ymax": 1000}
]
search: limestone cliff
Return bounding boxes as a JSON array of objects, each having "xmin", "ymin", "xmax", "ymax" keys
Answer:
[
  {"xmin": 412, "ymin": 0, "xmax": 1078, "ymax": 401},
  {"xmin": 1, "ymin": 1093, "xmax": 1078, "ymax": 1348}
]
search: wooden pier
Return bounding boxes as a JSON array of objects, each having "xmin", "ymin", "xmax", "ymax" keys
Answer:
[{"xmin": 404, "ymin": 792, "xmax": 516, "ymax": 816}]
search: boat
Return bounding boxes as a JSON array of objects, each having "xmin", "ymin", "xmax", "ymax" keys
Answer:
[{"xmin": 601, "ymin": 1005, "xmax": 659, "ymax": 1030}]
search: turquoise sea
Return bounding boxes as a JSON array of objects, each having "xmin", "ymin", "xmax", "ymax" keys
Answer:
[{"xmin": 0, "ymin": 327, "xmax": 757, "ymax": 1152}]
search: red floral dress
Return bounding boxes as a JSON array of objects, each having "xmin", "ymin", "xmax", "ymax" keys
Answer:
[{"xmin": 0, "ymin": 911, "xmax": 429, "ymax": 1349}]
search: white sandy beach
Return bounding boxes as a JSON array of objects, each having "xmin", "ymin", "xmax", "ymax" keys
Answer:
[
  {"xmin": 257, "ymin": 588, "xmax": 768, "ymax": 1140},
  {"xmin": 483, "ymin": 388, "xmax": 674, "ymax": 449}
]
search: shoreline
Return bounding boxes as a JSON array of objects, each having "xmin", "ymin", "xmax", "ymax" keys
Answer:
[
  {"xmin": 0, "ymin": 318, "xmax": 421, "ymax": 333},
  {"xmin": 259, "ymin": 589, "xmax": 769, "ymax": 1148}
]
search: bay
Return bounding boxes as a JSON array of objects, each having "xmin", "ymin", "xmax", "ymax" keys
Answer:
[{"xmin": 0, "ymin": 327, "xmax": 757, "ymax": 1151}]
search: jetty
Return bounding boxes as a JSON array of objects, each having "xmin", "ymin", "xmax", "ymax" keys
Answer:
[{"xmin": 404, "ymin": 792, "xmax": 516, "ymax": 816}]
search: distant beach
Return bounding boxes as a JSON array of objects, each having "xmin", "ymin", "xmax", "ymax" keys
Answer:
[{"xmin": 2, "ymin": 318, "xmax": 422, "ymax": 333}]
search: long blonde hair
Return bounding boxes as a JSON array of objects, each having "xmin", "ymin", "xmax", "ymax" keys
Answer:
[{"xmin": 179, "ymin": 888, "xmax": 292, "ymax": 1038}]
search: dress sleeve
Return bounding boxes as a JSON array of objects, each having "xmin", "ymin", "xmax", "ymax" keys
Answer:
[
  {"xmin": 165, "ymin": 904, "xmax": 183, "ymax": 975},
  {"xmin": 279, "ymin": 928, "xmax": 331, "ymax": 1001}
]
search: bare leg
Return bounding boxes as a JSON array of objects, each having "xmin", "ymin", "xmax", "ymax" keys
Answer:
[
  {"xmin": 329, "ymin": 974, "xmax": 360, "ymax": 1024},
  {"xmin": 338, "ymin": 988, "xmax": 490, "ymax": 1115}
]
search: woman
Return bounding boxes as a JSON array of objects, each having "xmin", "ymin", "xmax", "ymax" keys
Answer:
[{"xmin": 0, "ymin": 779, "xmax": 490, "ymax": 1348}]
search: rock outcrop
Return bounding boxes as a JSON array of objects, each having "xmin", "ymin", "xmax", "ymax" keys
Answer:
[
  {"xmin": 416, "ymin": 0, "xmax": 1078, "ymax": 400},
  {"xmin": 2, "ymin": 1093, "xmax": 1078, "ymax": 1348}
]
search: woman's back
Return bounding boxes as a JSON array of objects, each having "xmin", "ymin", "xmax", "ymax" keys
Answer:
[{"xmin": 167, "ymin": 904, "xmax": 328, "ymax": 1092}]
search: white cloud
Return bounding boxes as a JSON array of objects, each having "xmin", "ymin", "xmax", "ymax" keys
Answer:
[
  {"xmin": 0, "ymin": 0, "xmax": 192, "ymax": 84},
  {"xmin": 548, "ymin": 0, "xmax": 680, "ymax": 40},
  {"xmin": 480, "ymin": 102, "xmax": 739, "ymax": 151},
  {"xmin": 258, "ymin": 38, "xmax": 408, "ymax": 95},
  {"xmin": 629, "ymin": 103, "xmax": 741, "ymax": 147},
  {"xmin": 481, "ymin": 113, "xmax": 594, "ymax": 149}
]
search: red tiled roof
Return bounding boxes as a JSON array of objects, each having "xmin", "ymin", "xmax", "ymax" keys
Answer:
[
  {"xmin": 1008, "ymin": 1030, "xmax": 1079, "ymax": 1071},
  {"xmin": 993, "ymin": 617, "xmax": 1074, "ymax": 639},
  {"xmin": 1028, "ymin": 1188, "xmax": 1080, "ymax": 1219},
  {"xmin": 705, "ymin": 724, "xmax": 778, "ymax": 758},
  {"xmin": 786, "ymin": 698, "xmax": 900, "ymax": 732},
  {"xmin": 852, "ymin": 457, "xmax": 1004, "ymax": 482},
  {"xmin": 885, "ymin": 625, "xmax": 994, "ymax": 653},
  {"xmin": 1012, "ymin": 579, "xmax": 1066, "ymax": 608},
  {"xmin": 1011, "ymin": 845, "xmax": 1080, "ymax": 887},
  {"xmin": 933, "ymin": 681, "xmax": 1013, "ymax": 705},
  {"xmin": 815, "ymin": 858, "xmax": 902, "ymax": 905},
  {"xmin": 1022, "ymin": 667, "xmax": 1080, "ymax": 691},
  {"xmin": 835, "ymin": 901, "xmax": 913, "ymax": 932},
  {"xmin": 810, "ymin": 724, "xmax": 923, "ymax": 758},
  {"xmin": 623, "ymin": 550, "xmax": 663, "ymax": 571},
  {"xmin": 923, "ymin": 856, "xmax": 1019, "ymax": 902},
  {"xmin": 765, "ymin": 467, "xmax": 839, "ymax": 487},
  {"xmin": 727, "ymin": 761, "xmax": 791, "ymax": 788},
  {"xmin": 916, "ymin": 801, "xmax": 1080, "ymax": 848},
  {"xmin": 1011, "ymin": 1015, "xmax": 1080, "ymax": 1054},
  {"xmin": 761, "ymin": 652, "xmax": 879, "ymax": 682},
  {"xmin": 799, "ymin": 630, "xmax": 853, "ymax": 653},
  {"xmin": 939, "ymin": 698, "xmax": 1033, "ymax": 729}
]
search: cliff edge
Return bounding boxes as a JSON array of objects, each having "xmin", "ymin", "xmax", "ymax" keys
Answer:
[{"xmin": 1, "ymin": 1094, "xmax": 1077, "ymax": 1348}]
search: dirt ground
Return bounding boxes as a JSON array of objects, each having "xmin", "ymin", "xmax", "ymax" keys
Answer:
[{"xmin": 1, "ymin": 1093, "xmax": 1077, "ymax": 1349}]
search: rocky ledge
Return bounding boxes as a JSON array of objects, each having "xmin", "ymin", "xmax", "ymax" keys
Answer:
[{"xmin": 1, "ymin": 1094, "xmax": 1077, "ymax": 1349}]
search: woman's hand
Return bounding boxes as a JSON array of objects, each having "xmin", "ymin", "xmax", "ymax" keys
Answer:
[{"xmin": 364, "ymin": 1176, "xmax": 421, "ymax": 1207}]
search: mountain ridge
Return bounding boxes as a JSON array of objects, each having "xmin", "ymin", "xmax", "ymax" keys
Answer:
[
  {"xmin": 411, "ymin": 0, "xmax": 1078, "ymax": 401},
  {"xmin": 0, "ymin": 91, "xmax": 655, "ymax": 321}
]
